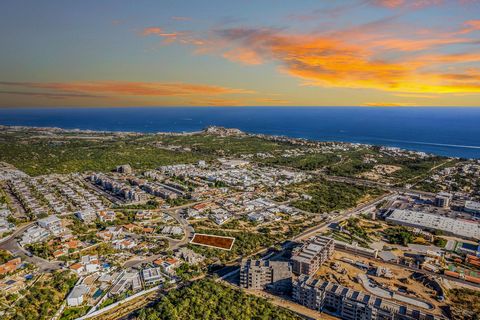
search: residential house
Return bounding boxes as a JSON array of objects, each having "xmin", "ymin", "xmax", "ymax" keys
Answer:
[
  {"xmin": 142, "ymin": 267, "xmax": 164, "ymax": 286},
  {"xmin": 67, "ymin": 284, "xmax": 90, "ymax": 307},
  {"xmin": 97, "ymin": 210, "xmax": 116, "ymax": 223},
  {"xmin": 0, "ymin": 258, "xmax": 21, "ymax": 275}
]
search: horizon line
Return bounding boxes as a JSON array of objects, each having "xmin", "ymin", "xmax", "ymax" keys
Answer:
[{"xmin": 1, "ymin": 105, "xmax": 480, "ymax": 109}]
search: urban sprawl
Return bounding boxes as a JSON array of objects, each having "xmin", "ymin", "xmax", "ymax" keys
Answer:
[{"xmin": 0, "ymin": 125, "xmax": 479, "ymax": 320}]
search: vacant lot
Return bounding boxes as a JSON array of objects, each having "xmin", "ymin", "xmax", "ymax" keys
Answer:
[{"xmin": 190, "ymin": 233, "xmax": 235, "ymax": 250}]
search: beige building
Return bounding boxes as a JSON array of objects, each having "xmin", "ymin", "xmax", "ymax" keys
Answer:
[
  {"xmin": 291, "ymin": 236, "xmax": 334, "ymax": 275},
  {"xmin": 293, "ymin": 275, "xmax": 442, "ymax": 320},
  {"xmin": 239, "ymin": 259, "xmax": 292, "ymax": 293}
]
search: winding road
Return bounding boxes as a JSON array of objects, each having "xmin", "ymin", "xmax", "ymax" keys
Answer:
[{"xmin": 0, "ymin": 221, "xmax": 62, "ymax": 271}]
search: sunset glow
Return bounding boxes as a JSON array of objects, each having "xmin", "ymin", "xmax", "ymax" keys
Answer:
[{"xmin": 1, "ymin": 0, "xmax": 480, "ymax": 107}]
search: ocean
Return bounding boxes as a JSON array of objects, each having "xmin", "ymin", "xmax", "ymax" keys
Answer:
[{"xmin": 0, "ymin": 107, "xmax": 479, "ymax": 159}]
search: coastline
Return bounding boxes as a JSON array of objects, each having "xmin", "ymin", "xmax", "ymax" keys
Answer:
[
  {"xmin": 1, "ymin": 107, "xmax": 480, "ymax": 159},
  {"xmin": 0, "ymin": 124, "xmax": 447, "ymax": 160}
]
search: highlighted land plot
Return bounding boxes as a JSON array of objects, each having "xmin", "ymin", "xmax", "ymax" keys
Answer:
[{"xmin": 190, "ymin": 233, "xmax": 235, "ymax": 251}]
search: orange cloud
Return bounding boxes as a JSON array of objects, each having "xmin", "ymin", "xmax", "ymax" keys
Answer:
[
  {"xmin": 190, "ymin": 98, "xmax": 244, "ymax": 106},
  {"xmin": 372, "ymin": 0, "xmax": 405, "ymax": 8},
  {"xmin": 0, "ymin": 81, "xmax": 254, "ymax": 98},
  {"xmin": 142, "ymin": 27, "xmax": 179, "ymax": 38},
  {"xmin": 222, "ymin": 48, "xmax": 263, "ymax": 65},
  {"xmin": 455, "ymin": 19, "xmax": 480, "ymax": 35},
  {"xmin": 393, "ymin": 93, "xmax": 438, "ymax": 98},
  {"xmin": 136, "ymin": 15, "xmax": 480, "ymax": 98},
  {"xmin": 364, "ymin": 102, "xmax": 415, "ymax": 106},
  {"xmin": 414, "ymin": 52, "xmax": 480, "ymax": 64},
  {"xmin": 371, "ymin": 0, "xmax": 443, "ymax": 8},
  {"xmin": 211, "ymin": 28, "xmax": 480, "ymax": 94},
  {"xmin": 369, "ymin": 37, "xmax": 472, "ymax": 51},
  {"xmin": 257, "ymin": 98, "xmax": 290, "ymax": 104},
  {"xmin": 214, "ymin": 28, "xmax": 412, "ymax": 88},
  {"xmin": 0, "ymin": 90, "xmax": 99, "ymax": 99}
]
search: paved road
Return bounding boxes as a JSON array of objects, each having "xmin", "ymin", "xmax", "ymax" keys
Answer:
[
  {"xmin": 164, "ymin": 209, "xmax": 194, "ymax": 250},
  {"xmin": 0, "ymin": 222, "xmax": 62, "ymax": 271},
  {"xmin": 0, "ymin": 221, "xmax": 35, "ymax": 245},
  {"xmin": 293, "ymin": 192, "xmax": 396, "ymax": 242},
  {"xmin": 1, "ymin": 193, "xmax": 199, "ymax": 271},
  {"xmin": 123, "ymin": 207, "xmax": 195, "ymax": 269}
]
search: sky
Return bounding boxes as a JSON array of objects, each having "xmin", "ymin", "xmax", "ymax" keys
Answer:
[{"xmin": 1, "ymin": 0, "xmax": 480, "ymax": 107}]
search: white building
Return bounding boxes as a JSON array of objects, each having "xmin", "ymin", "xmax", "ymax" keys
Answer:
[
  {"xmin": 67, "ymin": 284, "xmax": 89, "ymax": 306},
  {"xmin": 387, "ymin": 209, "xmax": 480, "ymax": 240},
  {"xmin": 20, "ymin": 225, "xmax": 50, "ymax": 245},
  {"xmin": 117, "ymin": 164, "xmax": 133, "ymax": 174},
  {"xmin": 465, "ymin": 201, "xmax": 480, "ymax": 216},
  {"xmin": 80, "ymin": 255, "xmax": 101, "ymax": 273},
  {"xmin": 142, "ymin": 267, "xmax": 164, "ymax": 286},
  {"xmin": 211, "ymin": 213, "xmax": 230, "ymax": 225},
  {"xmin": 0, "ymin": 218, "xmax": 14, "ymax": 235},
  {"xmin": 247, "ymin": 212, "xmax": 264, "ymax": 223},
  {"xmin": 75, "ymin": 210, "xmax": 97, "ymax": 223},
  {"xmin": 38, "ymin": 215, "xmax": 63, "ymax": 235},
  {"xmin": 161, "ymin": 225, "xmax": 183, "ymax": 236},
  {"xmin": 110, "ymin": 271, "xmax": 142, "ymax": 296},
  {"xmin": 97, "ymin": 210, "xmax": 116, "ymax": 223},
  {"xmin": 113, "ymin": 239, "xmax": 136, "ymax": 250}
]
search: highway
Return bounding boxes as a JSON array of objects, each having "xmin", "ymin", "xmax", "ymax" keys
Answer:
[{"xmin": 293, "ymin": 192, "xmax": 396, "ymax": 242}]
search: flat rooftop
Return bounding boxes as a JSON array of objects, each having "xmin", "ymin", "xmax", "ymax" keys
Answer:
[
  {"xmin": 387, "ymin": 209, "xmax": 480, "ymax": 239},
  {"xmin": 292, "ymin": 236, "xmax": 333, "ymax": 263},
  {"xmin": 465, "ymin": 201, "xmax": 480, "ymax": 212}
]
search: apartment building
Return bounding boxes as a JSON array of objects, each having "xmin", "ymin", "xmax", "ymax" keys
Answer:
[
  {"xmin": 293, "ymin": 275, "xmax": 440, "ymax": 320},
  {"xmin": 239, "ymin": 259, "xmax": 292, "ymax": 292},
  {"xmin": 291, "ymin": 236, "xmax": 334, "ymax": 275},
  {"xmin": 434, "ymin": 192, "xmax": 452, "ymax": 208}
]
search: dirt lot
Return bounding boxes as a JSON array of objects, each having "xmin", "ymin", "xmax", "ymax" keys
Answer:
[{"xmin": 190, "ymin": 233, "xmax": 235, "ymax": 250}]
